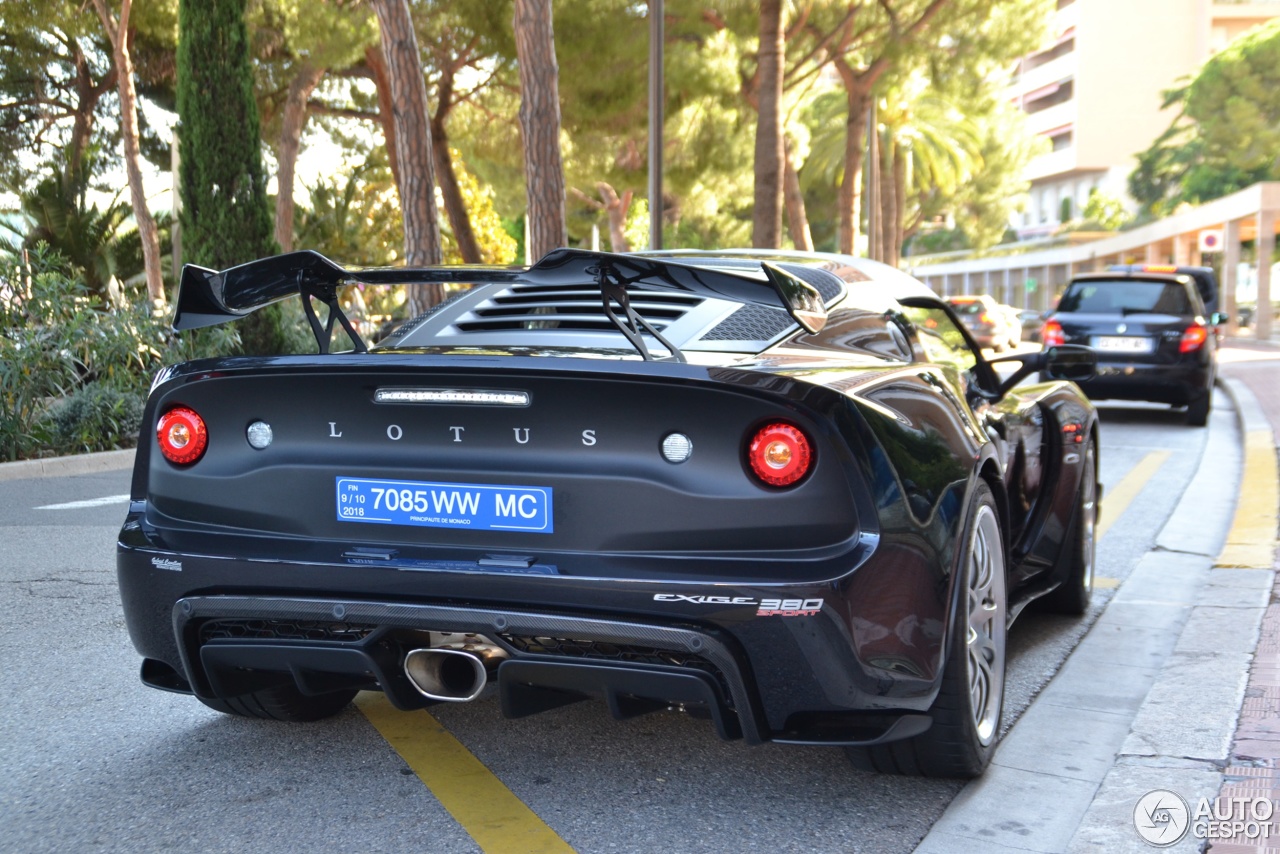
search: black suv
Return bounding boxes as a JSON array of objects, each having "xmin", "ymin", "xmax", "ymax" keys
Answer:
[
  {"xmin": 1109, "ymin": 264, "xmax": 1219, "ymax": 315},
  {"xmin": 1042, "ymin": 271, "xmax": 1227, "ymax": 426}
]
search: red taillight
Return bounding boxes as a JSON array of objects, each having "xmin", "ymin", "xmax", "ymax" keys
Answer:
[
  {"xmin": 747, "ymin": 422, "xmax": 812, "ymax": 488},
  {"xmin": 1179, "ymin": 323, "xmax": 1208, "ymax": 353},
  {"xmin": 978, "ymin": 312, "xmax": 992, "ymax": 324},
  {"xmin": 156, "ymin": 407, "xmax": 208, "ymax": 465},
  {"xmin": 1041, "ymin": 319, "xmax": 1065, "ymax": 347}
]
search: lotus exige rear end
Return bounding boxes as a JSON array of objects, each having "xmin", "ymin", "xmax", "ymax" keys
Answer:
[{"xmin": 117, "ymin": 248, "xmax": 1099, "ymax": 778}]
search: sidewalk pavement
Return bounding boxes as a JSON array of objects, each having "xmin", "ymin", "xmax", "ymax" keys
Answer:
[
  {"xmin": 916, "ymin": 335, "xmax": 1280, "ymax": 854},
  {"xmin": 1200, "ymin": 339, "xmax": 1280, "ymax": 854}
]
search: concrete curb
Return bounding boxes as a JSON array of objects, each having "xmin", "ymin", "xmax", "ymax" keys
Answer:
[
  {"xmin": 914, "ymin": 378, "xmax": 1250, "ymax": 854},
  {"xmin": 0, "ymin": 448, "xmax": 135, "ymax": 483},
  {"xmin": 1217, "ymin": 376, "xmax": 1280, "ymax": 570}
]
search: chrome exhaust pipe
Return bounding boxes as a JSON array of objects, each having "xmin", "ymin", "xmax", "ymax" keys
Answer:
[{"xmin": 404, "ymin": 648, "xmax": 488, "ymax": 702}]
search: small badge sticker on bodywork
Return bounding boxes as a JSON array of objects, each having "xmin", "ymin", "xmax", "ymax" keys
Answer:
[{"xmin": 652, "ymin": 593, "xmax": 823, "ymax": 617}]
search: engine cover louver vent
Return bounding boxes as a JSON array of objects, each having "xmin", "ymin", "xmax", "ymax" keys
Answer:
[
  {"xmin": 702, "ymin": 304, "xmax": 793, "ymax": 341},
  {"xmin": 454, "ymin": 283, "xmax": 704, "ymax": 333}
]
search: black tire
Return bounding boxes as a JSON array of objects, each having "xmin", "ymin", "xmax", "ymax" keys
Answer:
[
  {"xmin": 847, "ymin": 482, "xmax": 1006, "ymax": 778},
  {"xmin": 197, "ymin": 685, "xmax": 357, "ymax": 722},
  {"xmin": 1041, "ymin": 439, "xmax": 1097, "ymax": 615},
  {"xmin": 1187, "ymin": 390, "xmax": 1211, "ymax": 427}
]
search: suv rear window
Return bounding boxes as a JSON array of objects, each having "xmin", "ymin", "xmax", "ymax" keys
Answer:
[
  {"xmin": 1058, "ymin": 280, "xmax": 1192, "ymax": 315},
  {"xmin": 948, "ymin": 301, "xmax": 984, "ymax": 316}
]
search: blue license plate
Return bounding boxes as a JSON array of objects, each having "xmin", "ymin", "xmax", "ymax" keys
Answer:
[{"xmin": 336, "ymin": 477, "xmax": 553, "ymax": 533}]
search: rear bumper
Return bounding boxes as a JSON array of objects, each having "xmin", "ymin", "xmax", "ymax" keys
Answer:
[
  {"xmin": 118, "ymin": 517, "xmax": 950, "ymax": 746},
  {"xmin": 1072, "ymin": 361, "xmax": 1211, "ymax": 405}
]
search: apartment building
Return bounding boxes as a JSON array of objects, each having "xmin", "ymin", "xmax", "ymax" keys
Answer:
[{"xmin": 1009, "ymin": 0, "xmax": 1280, "ymax": 238}]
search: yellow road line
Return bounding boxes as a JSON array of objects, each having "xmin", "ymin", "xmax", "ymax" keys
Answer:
[
  {"xmin": 356, "ymin": 692, "xmax": 576, "ymax": 854},
  {"xmin": 1096, "ymin": 450, "xmax": 1171, "ymax": 541},
  {"xmin": 1217, "ymin": 429, "xmax": 1280, "ymax": 569}
]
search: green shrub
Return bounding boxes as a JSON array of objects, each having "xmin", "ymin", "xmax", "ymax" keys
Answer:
[
  {"xmin": 1, "ymin": 244, "xmax": 240, "ymax": 460},
  {"xmin": 45, "ymin": 382, "xmax": 145, "ymax": 456},
  {"xmin": 1, "ymin": 246, "xmax": 95, "ymax": 460}
]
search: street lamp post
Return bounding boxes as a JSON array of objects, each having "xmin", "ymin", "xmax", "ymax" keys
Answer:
[{"xmin": 648, "ymin": 0, "xmax": 663, "ymax": 250}]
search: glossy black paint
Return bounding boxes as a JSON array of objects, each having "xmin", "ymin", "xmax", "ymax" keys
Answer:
[{"xmin": 118, "ymin": 249, "xmax": 1098, "ymax": 746}]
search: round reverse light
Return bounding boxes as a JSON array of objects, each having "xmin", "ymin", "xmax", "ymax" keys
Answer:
[
  {"xmin": 246, "ymin": 420, "xmax": 273, "ymax": 450},
  {"xmin": 661, "ymin": 432, "xmax": 693, "ymax": 464},
  {"xmin": 156, "ymin": 407, "xmax": 208, "ymax": 465},
  {"xmin": 747, "ymin": 422, "xmax": 812, "ymax": 488}
]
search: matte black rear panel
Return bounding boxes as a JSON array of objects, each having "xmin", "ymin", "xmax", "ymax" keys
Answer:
[{"xmin": 141, "ymin": 354, "xmax": 864, "ymax": 578}]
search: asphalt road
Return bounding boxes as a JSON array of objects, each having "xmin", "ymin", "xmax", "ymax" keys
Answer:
[{"xmin": 0, "ymin": 398, "xmax": 1213, "ymax": 854}]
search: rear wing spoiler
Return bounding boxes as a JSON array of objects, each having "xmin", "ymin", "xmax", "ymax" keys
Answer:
[{"xmin": 173, "ymin": 248, "xmax": 827, "ymax": 361}]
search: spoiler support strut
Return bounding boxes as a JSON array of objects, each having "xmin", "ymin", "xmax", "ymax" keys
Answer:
[
  {"xmin": 297, "ymin": 271, "xmax": 368, "ymax": 354},
  {"xmin": 594, "ymin": 259, "xmax": 686, "ymax": 362}
]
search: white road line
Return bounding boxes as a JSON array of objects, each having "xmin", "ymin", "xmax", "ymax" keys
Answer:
[{"xmin": 35, "ymin": 494, "xmax": 131, "ymax": 510}]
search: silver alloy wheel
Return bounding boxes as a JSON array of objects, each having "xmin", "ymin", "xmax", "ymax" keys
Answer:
[
  {"xmin": 1080, "ymin": 443, "xmax": 1097, "ymax": 594},
  {"xmin": 966, "ymin": 503, "xmax": 1006, "ymax": 746}
]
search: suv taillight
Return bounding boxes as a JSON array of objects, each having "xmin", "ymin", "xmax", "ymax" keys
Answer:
[
  {"xmin": 1041, "ymin": 319, "xmax": 1065, "ymax": 347},
  {"xmin": 1179, "ymin": 323, "xmax": 1209, "ymax": 353}
]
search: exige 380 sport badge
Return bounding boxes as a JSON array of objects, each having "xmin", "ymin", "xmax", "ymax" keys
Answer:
[{"xmin": 652, "ymin": 593, "xmax": 823, "ymax": 618}]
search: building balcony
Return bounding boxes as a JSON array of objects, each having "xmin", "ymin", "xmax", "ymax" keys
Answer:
[
  {"xmin": 1054, "ymin": 1, "xmax": 1079, "ymax": 36},
  {"xmin": 1025, "ymin": 146, "xmax": 1080, "ymax": 182},
  {"xmin": 1025, "ymin": 100, "xmax": 1078, "ymax": 138},
  {"xmin": 1010, "ymin": 53, "xmax": 1078, "ymax": 101}
]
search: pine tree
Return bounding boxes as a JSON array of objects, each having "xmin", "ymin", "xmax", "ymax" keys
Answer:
[{"xmin": 176, "ymin": 0, "xmax": 276, "ymax": 271}]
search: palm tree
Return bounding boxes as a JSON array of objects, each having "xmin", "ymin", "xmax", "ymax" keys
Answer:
[
  {"xmin": 6, "ymin": 158, "xmax": 134, "ymax": 302},
  {"xmin": 877, "ymin": 86, "xmax": 984, "ymax": 266}
]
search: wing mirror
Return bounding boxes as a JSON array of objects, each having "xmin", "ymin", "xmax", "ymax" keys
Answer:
[
  {"xmin": 1041, "ymin": 345, "xmax": 1097, "ymax": 382},
  {"xmin": 991, "ymin": 344, "xmax": 1096, "ymax": 397},
  {"xmin": 1210, "ymin": 311, "xmax": 1229, "ymax": 326}
]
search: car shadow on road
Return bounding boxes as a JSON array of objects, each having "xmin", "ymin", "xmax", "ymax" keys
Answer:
[{"xmin": 1090, "ymin": 402, "xmax": 1196, "ymax": 427}]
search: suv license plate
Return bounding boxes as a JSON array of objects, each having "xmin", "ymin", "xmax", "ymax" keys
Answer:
[
  {"xmin": 1092, "ymin": 335, "xmax": 1152, "ymax": 353},
  {"xmin": 336, "ymin": 477, "xmax": 553, "ymax": 533}
]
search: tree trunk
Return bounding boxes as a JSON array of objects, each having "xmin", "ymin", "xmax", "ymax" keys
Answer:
[
  {"xmin": 782, "ymin": 137, "xmax": 812, "ymax": 251},
  {"xmin": 867, "ymin": 108, "xmax": 881, "ymax": 262},
  {"xmin": 752, "ymin": 0, "xmax": 784, "ymax": 249},
  {"xmin": 878, "ymin": 131, "xmax": 897, "ymax": 267},
  {"xmin": 432, "ymin": 139, "xmax": 482, "ymax": 263},
  {"xmin": 275, "ymin": 63, "xmax": 326, "ymax": 253},
  {"xmin": 67, "ymin": 43, "xmax": 115, "ymax": 183},
  {"xmin": 877, "ymin": 136, "xmax": 890, "ymax": 265},
  {"xmin": 891, "ymin": 143, "xmax": 906, "ymax": 268},
  {"xmin": 836, "ymin": 78, "xmax": 870, "ymax": 256},
  {"xmin": 513, "ymin": 0, "xmax": 567, "ymax": 261},
  {"xmin": 364, "ymin": 44, "xmax": 402, "ymax": 192},
  {"xmin": 370, "ymin": 0, "xmax": 443, "ymax": 310},
  {"xmin": 431, "ymin": 65, "xmax": 482, "ymax": 263},
  {"xmin": 92, "ymin": 0, "xmax": 164, "ymax": 305},
  {"xmin": 597, "ymin": 182, "xmax": 632, "ymax": 252}
]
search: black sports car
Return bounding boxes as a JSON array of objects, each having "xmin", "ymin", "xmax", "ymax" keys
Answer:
[{"xmin": 117, "ymin": 248, "xmax": 1099, "ymax": 778}]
